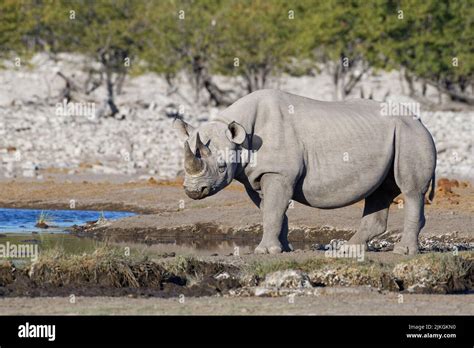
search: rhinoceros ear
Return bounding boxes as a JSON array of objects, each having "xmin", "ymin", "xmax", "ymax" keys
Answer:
[
  {"xmin": 173, "ymin": 118, "xmax": 195, "ymax": 141},
  {"xmin": 226, "ymin": 121, "xmax": 246, "ymax": 145}
]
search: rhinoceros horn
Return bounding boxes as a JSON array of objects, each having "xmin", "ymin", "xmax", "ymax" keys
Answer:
[
  {"xmin": 184, "ymin": 140, "xmax": 204, "ymax": 175},
  {"xmin": 195, "ymin": 133, "xmax": 211, "ymax": 157}
]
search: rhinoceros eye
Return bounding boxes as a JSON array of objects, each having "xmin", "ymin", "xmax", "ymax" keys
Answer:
[{"xmin": 218, "ymin": 162, "xmax": 227, "ymax": 173}]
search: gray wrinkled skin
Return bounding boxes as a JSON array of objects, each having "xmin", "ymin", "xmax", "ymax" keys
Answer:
[{"xmin": 174, "ymin": 89, "xmax": 436, "ymax": 255}]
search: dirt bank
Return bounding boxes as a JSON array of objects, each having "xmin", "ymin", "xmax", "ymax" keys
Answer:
[
  {"xmin": 1, "ymin": 247, "xmax": 472, "ymax": 297},
  {"xmin": 0, "ymin": 247, "xmax": 472, "ymax": 316}
]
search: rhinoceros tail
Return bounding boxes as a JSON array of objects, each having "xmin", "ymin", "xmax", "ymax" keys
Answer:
[{"xmin": 428, "ymin": 172, "xmax": 436, "ymax": 202}]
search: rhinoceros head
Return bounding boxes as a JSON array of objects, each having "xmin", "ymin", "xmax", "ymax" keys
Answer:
[{"xmin": 173, "ymin": 118, "xmax": 247, "ymax": 200}]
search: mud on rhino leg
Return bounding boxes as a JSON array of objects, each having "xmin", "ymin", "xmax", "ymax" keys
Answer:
[
  {"xmin": 347, "ymin": 178, "xmax": 400, "ymax": 249},
  {"xmin": 393, "ymin": 192, "xmax": 425, "ymax": 255},
  {"xmin": 255, "ymin": 174, "xmax": 294, "ymax": 254}
]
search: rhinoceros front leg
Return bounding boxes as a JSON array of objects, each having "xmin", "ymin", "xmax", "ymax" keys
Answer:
[{"xmin": 255, "ymin": 174, "xmax": 294, "ymax": 254}]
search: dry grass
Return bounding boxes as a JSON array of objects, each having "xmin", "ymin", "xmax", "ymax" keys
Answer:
[
  {"xmin": 0, "ymin": 260, "xmax": 14, "ymax": 286},
  {"xmin": 393, "ymin": 252, "xmax": 473, "ymax": 293},
  {"xmin": 245, "ymin": 252, "xmax": 473, "ymax": 293},
  {"xmin": 25, "ymin": 249, "xmax": 234, "ymax": 290},
  {"xmin": 245, "ymin": 257, "xmax": 396, "ymax": 289},
  {"xmin": 28, "ymin": 247, "xmax": 164, "ymax": 288}
]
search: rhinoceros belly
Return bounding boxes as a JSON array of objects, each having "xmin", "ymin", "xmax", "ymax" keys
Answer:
[{"xmin": 297, "ymin": 114, "xmax": 395, "ymax": 208}]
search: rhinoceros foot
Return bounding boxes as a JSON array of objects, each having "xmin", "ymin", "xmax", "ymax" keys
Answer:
[
  {"xmin": 255, "ymin": 241, "xmax": 283, "ymax": 254},
  {"xmin": 393, "ymin": 242, "xmax": 419, "ymax": 255},
  {"xmin": 345, "ymin": 237, "xmax": 369, "ymax": 251}
]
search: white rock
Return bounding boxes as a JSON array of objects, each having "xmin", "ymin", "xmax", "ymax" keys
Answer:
[{"xmin": 262, "ymin": 270, "xmax": 312, "ymax": 289}]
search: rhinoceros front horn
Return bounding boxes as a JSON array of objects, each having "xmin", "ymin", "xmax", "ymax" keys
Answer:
[{"xmin": 184, "ymin": 140, "xmax": 204, "ymax": 175}]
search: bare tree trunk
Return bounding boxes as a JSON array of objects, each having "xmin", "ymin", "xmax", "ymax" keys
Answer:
[
  {"xmin": 244, "ymin": 72, "xmax": 253, "ymax": 94},
  {"xmin": 105, "ymin": 69, "xmax": 119, "ymax": 117},
  {"xmin": 244, "ymin": 69, "xmax": 255, "ymax": 93},
  {"xmin": 244, "ymin": 65, "xmax": 271, "ymax": 93},
  {"xmin": 97, "ymin": 48, "xmax": 127, "ymax": 118},
  {"xmin": 190, "ymin": 56, "xmax": 204, "ymax": 103},
  {"xmin": 203, "ymin": 77, "xmax": 233, "ymax": 106},
  {"xmin": 57, "ymin": 71, "xmax": 79, "ymax": 103},
  {"xmin": 331, "ymin": 59, "xmax": 368, "ymax": 101},
  {"xmin": 404, "ymin": 70, "xmax": 416, "ymax": 97},
  {"xmin": 343, "ymin": 68, "xmax": 368, "ymax": 97},
  {"xmin": 333, "ymin": 56, "xmax": 349, "ymax": 100},
  {"xmin": 84, "ymin": 68, "xmax": 103, "ymax": 95},
  {"xmin": 115, "ymin": 72, "xmax": 126, "ymax": 95},
  {"xmin": 332, "ymin": 63, "xmax": 344, "ymax": 100}
]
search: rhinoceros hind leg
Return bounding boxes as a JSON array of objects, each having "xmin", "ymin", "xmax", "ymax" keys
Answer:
[
  {"xmin": 393, "ymin": 192, "xmax": 425, "ymax": 255},
  {"xmin": 392, "ymin": 123, "xmax": 435, "ymax": 255}
]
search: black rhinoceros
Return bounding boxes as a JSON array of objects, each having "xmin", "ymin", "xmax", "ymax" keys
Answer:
[{"xmin": 174, "ymin": 89, "xmax": 436, "ymax": 255}]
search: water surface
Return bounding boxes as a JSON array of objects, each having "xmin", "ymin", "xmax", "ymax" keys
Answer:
[{"xmin": 0, "ymin": 208, "xmax": 135, "ymax": 233}]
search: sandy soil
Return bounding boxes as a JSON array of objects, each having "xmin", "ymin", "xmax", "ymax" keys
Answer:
[{"xmin": 1, "ymin": 291, "xmax": 473, "ymax": 315}]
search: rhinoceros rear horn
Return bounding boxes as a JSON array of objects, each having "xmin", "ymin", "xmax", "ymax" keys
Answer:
[
  {"xmin": 195, "ymin": 132, "xmax": 211, "ymax": 157},
  {"xmin": 184, "ymin": 141, "xmax": 204, "ymax": 175}
]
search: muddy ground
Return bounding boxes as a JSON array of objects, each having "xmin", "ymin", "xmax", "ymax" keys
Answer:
[{"xmin": 0, "ymin": 175, "xmax": 472, "ymax": 315}]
